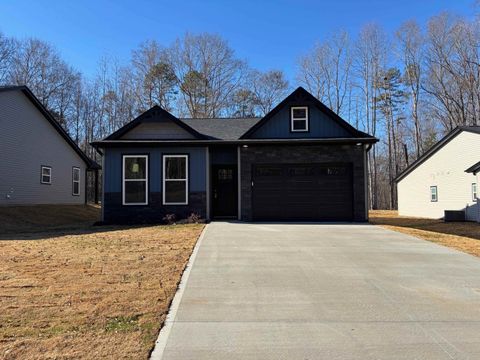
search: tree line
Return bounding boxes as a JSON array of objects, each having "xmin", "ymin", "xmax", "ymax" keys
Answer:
[{"xmin": 0, "ymin": 11, "xmax": 479, "ymax": 209}]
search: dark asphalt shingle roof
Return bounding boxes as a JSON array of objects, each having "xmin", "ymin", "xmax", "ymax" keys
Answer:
[{"xmin": 180, "ymin": 117, "xmax": 261, "ymax": 140}]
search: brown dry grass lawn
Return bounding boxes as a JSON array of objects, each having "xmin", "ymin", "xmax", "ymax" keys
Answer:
[
  {"xmin": 370, "ymin": 210, "xmax": 480, "ymax": 257},
  {"xmin": 0, "ymin": 206, "xmax": 204, "ymax": 359}
]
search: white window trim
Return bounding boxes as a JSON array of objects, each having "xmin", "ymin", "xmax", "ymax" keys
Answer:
[
  {"xmin": 163, "ymin": 154, "xmax": 188, "ymax": 205},
  {"xmin": 430, "ymin": 186, "xmax": 438, "ymax": 202},
  {"xmin": 41, "ymin": 166, "xmax": 52, "ymax": 184},
  {"xmin": 122, "ymin": 155, "xmax": 148, "ymax": 206},
  {"xmin": 473, "ymin": 183, "xmax": 477, "ymax": 202},
  {"xmin": 72, "ymin": 167, "xmax": 81, "ymax": 196},
  {"xmin": 290, "ymin": 106, "xmax": 309, "ymax": 132}
]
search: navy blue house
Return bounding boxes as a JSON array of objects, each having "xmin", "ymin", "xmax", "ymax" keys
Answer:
[{"xmin": 92, "ymin": 87, "xmax": 377, "ymax": 223}]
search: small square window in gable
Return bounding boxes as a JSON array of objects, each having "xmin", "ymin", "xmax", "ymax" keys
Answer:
[{"xmin": 290, "ymin": 106, "xmax": 309, "ymax": 132}]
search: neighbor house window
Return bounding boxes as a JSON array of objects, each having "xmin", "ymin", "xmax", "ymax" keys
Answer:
[
  {"xmin": 473, "ymin": 183, "xmax": 477, "ymax": 202},
  {"xmin": 163, "ymin": 155, "xmax": 188, "ymax": 205},
  {"xmin": 72, "ymin": 167, "xmax": 81, "ymax": 196},
  {"xmin": 290, "ymin": 106, "xmax": 309, "ymax": 132},
  {"xmin": 430, "ymin": 186, "xmax": 438, "ymax": 202},
  {"xmin": 41, "ymin": 166, "xmax": 51, "ymax": 184},
  {"xmin": 122, "ymin": 155, "xmax": 148, "ymax": 205}
]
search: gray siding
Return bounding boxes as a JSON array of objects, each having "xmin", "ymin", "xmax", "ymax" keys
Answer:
[
  {"xmin": 251, "ymin": 100, "xmax": 352, "ymax": 139},
  {"xmin": 120, "ymin": 122, "xmax": 195, "ymax": 140},
  {"xmin": 0, "ymin": 91, "xmax": 87, "ymax": 205}
]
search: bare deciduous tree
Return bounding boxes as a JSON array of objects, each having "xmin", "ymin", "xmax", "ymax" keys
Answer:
[
  {"xmin": 396, "ymin": 20, "xmax": 424, "ymax": 158},
  {"xmin": 297, "ymin": 30, "xmax": 352, "ymax": 116},
  {"xmin": 354, "ymin": 23, "xmax": 388, "ymax": 209},
  {"xmin": 131, "ymin": 40, "xmax": 177, "ymax": 112},
  {"xmin": 167, "ymin": 33, "xmax": 246, "ymax": 117},
  {"xmin": 0, "ymin": 32, "xmax": 13, "ymax": 83},
  {"xmin": 250, "ymin": 70, "xmax": 289, "ymax": 115}
]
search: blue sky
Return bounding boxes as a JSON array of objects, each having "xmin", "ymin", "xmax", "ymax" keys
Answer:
[{"xmin": 0, "ymin": 0, "xmax": 476, "ymax": 81}]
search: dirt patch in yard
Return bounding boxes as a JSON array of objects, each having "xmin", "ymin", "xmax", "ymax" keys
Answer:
[
  {"xmin": 0, "ymin": 223, "xmax": 204, "ymax": 359},
  {"xmin": 370, "ymin": 210, "xmax": 480, "ymax": 257}
]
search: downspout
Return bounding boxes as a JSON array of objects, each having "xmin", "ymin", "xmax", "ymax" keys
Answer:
[
  {"xmin": 205, "ymin": 147, "xmax": 210, "ymax": 221},
  {"xmin": 101, "ymin": 150, "xmax": 105, "ymax": 222},
  {"xmin": 237, "ymin": 146, "xmax": 241, "ymax": 221},
  {"xmin": 364, "ymin": 143, "xmax": 373, "ymax": 221}
]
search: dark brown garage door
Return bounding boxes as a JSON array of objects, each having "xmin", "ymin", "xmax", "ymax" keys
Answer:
[{"xmin": 252, "ymin": 163, "xmax": 353, "ymax": 221}]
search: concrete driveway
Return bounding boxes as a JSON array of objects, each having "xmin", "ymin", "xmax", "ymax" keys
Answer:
[{"xmin": 152, "ymin": 222, "xmax": 480, "ymax": 359}]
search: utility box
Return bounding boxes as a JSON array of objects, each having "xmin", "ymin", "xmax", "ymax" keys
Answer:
[{"xmin": 444, "ymin": 210, "xmax": 466, "ymax": 222}]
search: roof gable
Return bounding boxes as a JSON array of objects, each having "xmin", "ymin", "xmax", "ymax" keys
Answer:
[
  {"xmin": 240, "ymin": 87, "xmax": 369, "ymax": 139},
  {"xmin": 0, "ymin": 85, "xmax": 99, "ymax": 169},
  {"xmin": 105, "ymin": 106, "xmax": 207, "ymax": 141},
  {"xmin": 396, "ymin": 126, "xmax": 480, "ymax": 182}
]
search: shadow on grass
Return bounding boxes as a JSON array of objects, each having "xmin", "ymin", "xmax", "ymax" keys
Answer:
[
  {"xmin": 0, "ymin": 222, "xmax": 170, "ymax": 241},
  {"xmin": 370, "ymin": 215, "xmax": 480, "ymax": 241}
]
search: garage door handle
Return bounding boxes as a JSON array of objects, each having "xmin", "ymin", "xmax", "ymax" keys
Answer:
[{"xmin": 251, "ymin": 181, "xmax": 254, "ymax": 187}]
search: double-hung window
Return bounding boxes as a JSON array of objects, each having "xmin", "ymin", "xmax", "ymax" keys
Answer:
[
  {"xmin": 122, "ymin": 155, "xmax": 148, "ymax": 205},
  {"xmin": 72, "ymin": 167, "xmax": 80, "ymax": 196},
  {"xmin": 290, "ymin": 106, "xmax": 309, "ymax": 132},
  {"xmin": 163, "ymin": 155, "xmax": 188, "ymax": 205},
  {"xmin": 473, "ymin": 183, "xmax": 478, "ymax": 202},
  {"xmin": 41, "ymin": 166, "xmax": 52, "ymax": 184},
  {"xmin": 430, "ymin": 186, "xmax": 438, "ymax": 202}
]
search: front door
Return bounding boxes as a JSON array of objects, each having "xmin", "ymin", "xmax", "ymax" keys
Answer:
[{"xmin": 212, "ymin": 165, "xmax": 238, "ymax": 218}]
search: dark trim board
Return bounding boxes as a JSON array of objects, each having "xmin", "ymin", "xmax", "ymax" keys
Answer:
[{"xmin": 92, "ymin": 137, "xmax": 377, "ymax": 147}]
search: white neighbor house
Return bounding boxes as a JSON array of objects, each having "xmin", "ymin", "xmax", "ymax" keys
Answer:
[{"xmin": 396, "ymin": 126, "xmax": 480, "ymax": 222}]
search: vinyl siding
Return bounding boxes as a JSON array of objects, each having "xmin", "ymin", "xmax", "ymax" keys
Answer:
[
  {"xmin": 0, "ymin": 91, "xmax": 87, "ymax": 205},
  {"xmin": 120, "ymin": 122, "xmax": 195, "ymax": 140},
  {"xmin": 397, "ymin": 131, "xmax": 480, "ymax": 220}
]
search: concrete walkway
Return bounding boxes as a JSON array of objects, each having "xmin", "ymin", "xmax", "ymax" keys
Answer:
[{"xmin": 152, "ymin": 222, "xmax": 480, "ymax": 359}]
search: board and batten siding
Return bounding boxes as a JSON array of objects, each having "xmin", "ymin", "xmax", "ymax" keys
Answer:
[
  {"xmin": 397, "ymin": 131, "xmax": 480, "ymax": 221},
  {"xmin": 250, "ymin": 99, "xmax": 351, "ymax": 139},
  {"xmin": 103, "ymin": 147, "xmax": 206, "ymax": 193},
  {"xmin": 0, "ymin": 91, "xmax": 87, "ymax": 205}
]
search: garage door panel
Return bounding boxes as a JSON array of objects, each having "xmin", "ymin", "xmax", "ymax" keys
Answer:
[{"xmin": 252, "ymin": 163, "xmax": 353, "ymax": 221}]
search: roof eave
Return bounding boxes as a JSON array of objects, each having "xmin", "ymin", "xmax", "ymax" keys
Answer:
[
  {"xmin": 395, "ymin": 127, "xmax": 466, "ymax": 183},
  {"xmin": 91, "ymin": 137, "xmax": 378, "ymax": 147}
]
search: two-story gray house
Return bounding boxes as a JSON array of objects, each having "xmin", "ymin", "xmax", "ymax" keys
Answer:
[
  {"xmin": 0, "ymin": 86, "xmax": 99, "ymax": 205},
  {"xmin": 93, "ymin": 87, "xmax": 377, "ymax": 223}
]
